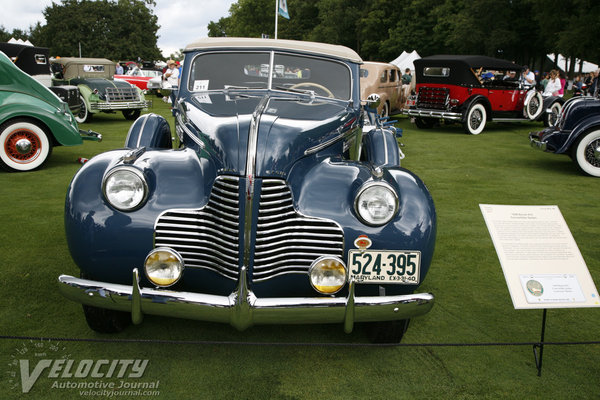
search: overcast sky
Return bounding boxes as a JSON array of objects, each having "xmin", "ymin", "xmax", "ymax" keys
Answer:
[{"xmin": 2, "ymin": 0, "xmax": 237, "ymax": 58}]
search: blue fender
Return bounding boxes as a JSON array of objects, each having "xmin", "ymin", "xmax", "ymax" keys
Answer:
[
  {"xmin": 361, "ymin": 127, "xmax": 402, "ymax": 167},
  {"xmin": 124, "ymin": 113, "xmax": 172, "ymax": 149}
]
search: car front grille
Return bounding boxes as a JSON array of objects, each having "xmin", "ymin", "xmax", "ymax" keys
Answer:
[
  {"xmin": 154, "ymin": 176, "xmax": 344, "ymax": 282},
  {"xmin": 417, "ymin": 86, "xmax": 450, "ymax": 110},
  {"xmin": 104, "ymin": 87, "xmax": 140, "ymax": 102}
]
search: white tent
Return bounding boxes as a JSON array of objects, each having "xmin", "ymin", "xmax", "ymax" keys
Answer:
[
  {"xmin": 390, "ymin": 50, "xmax": 420, "ymax": 72},
  {"xmin": 8, "ymin": 37, "xmax": 33, "ymax": 46},
  {"xmin": 547, "ymin": 53, "xmax": 598, "ymax": 74}
]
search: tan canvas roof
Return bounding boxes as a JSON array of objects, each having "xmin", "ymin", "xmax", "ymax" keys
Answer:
[{"xmin": 184, "ymin": 37, "xmax": 362, "ymax": 63}]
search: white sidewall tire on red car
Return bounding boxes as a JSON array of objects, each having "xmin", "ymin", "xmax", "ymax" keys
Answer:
[
  {"xmin": 572, "ymin": 129, "xmax": 600, "ymax": 177},
  {"xmin": 464, "ymin": 102, "xmax": 487, "ymax": 135},
  {"xmin": 0, "ymin": 119, "xmax": 51, "ymax": 172},
  {"xmin": 544, "ymin": 101, "xmax": 563, "ymax": 127},
  {"xmin": 524, "ymin": 90, "xmax": 544, "ymax": 120}
]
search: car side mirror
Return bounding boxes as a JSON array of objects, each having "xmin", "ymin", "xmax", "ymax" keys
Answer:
[{"xmin": 364, "ymin": 93, "xmax": 381, "ymax": 112}]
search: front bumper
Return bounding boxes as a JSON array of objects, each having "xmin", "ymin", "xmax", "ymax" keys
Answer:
[
  {"xmin": 402, "ymin": 108, "xmax": 462, "ymax": 121},
  {"xmin": 529, "ymin": 131, "xmax": 547, "ymax": 151},
  {"xmin": 58, "ymin": 268, "xmax": 434, "ymax": 333},
  {"xmin": 90, "ymin": 100, "xmax": 151, "ymax": 111},
  {"xmin": 79, "ymin": 129, "xmax": 102, "ymax": 142}
]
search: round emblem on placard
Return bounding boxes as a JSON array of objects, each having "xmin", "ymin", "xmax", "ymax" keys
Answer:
[
  {"xmin": 354, "ymin": 235, "xmax": 372, "ymax": 250},
  {"xmin": 526, "ymin": 280, "xmax": 544, "ymax": 296}
]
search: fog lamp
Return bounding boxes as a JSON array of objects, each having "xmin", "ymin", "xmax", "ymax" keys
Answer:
[
  {"xmin": 309, "ymin": 256, "xmax": 347, "ymax": 294},
  {"xmin": 144, "ymin": 247, "xmax": 184, "ymax": 287}
]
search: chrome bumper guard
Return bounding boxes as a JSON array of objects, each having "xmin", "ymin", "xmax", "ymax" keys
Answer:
[
  {"xmin": 90, "ymin": 100, "xmax": 151, "ymax": 111},
  {"xmin": 79, "ymin": 129, "xmax": 102, "ymax": 142},
  {"xmin": 402, "ymin": 108, "xmax": 462, "ymax": 121},
  {"xmin": 58, "ymin": 268, "xmax": 434, "ymax": 333},
  {"xmin": 529, "ymin": 132, "xmax": 547, "ymax": 151}
]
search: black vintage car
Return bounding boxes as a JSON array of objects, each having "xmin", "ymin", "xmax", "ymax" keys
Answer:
[
  {"xmin": 530, "ymin": 95, "xmax": 600, "ymax": 177},
  {"xmin": 403, "ymin": 55, "xmax": 564, "ymax": 134}
]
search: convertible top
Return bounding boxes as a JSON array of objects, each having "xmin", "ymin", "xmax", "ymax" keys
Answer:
[
  {"xmin": 0, "ymin": 42, "xmax": 51, "ymax": 76},
  {"xmin": 414, "ymin": 55, "xmax": 522, "ymax": 86},
  {"xmin": 184, "ymin": 37, "xmax": 363, "ymax": 64}
]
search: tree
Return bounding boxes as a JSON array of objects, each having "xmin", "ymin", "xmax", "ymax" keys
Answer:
[{"xmin": 34, "ymin": 0, "xmax": 162, "ymax": 61}]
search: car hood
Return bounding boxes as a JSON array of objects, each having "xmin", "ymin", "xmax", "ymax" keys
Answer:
[
  {"xmin": 181, "ymin": 92, "xmax": 357, "ymax": 177},
  {"xmin": 70, "ymin": 77, "xmax": 134, "ymax": 92}
]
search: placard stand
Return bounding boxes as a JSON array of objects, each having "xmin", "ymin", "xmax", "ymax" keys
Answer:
[{"xmin": 532, "ymin": 308, "xmax": 547, "ymax": 376}]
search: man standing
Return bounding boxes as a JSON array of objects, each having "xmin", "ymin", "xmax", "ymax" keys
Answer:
[
  {"xmin": 521, "ymin": 66, "xmax": 535, "ymax": 88},
  {"xmin": 401, "ymin": 68, "xmax": 412, "ymax": 99},
  {"xmin": 163, "ymin": 60, "xmax": 180, "ymax": 112},
  {"xmin": 115, "ymin": 62, "xmax": 123, "ymax": 75}
]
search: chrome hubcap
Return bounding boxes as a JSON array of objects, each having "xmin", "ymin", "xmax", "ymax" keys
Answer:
[{"xmin": 15, "ymin": 138, "xmax": 32, "ymax": 154}]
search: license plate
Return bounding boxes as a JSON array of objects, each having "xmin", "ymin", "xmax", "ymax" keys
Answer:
[{"xmin": 348, "ymin": 250, "xmax": 420, "ymax": 284}]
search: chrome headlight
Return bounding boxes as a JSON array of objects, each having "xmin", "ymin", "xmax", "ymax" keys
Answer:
[
  {"xmin": 102, "ymin": 166, "xmax": 148, "ymax": 211},
  {"xmin": 354, "ymin": 181, "xmax": 398, "ymax": 226},
  {"xmin": 309, "ymin": 256, "xmax": 347, "ymax": 294},
  {"xmin": 144, "ymin": 248, "xmax": 184, "ymax": 287}
]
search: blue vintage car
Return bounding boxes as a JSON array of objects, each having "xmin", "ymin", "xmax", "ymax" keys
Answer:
[
  {"xmin": 58, "ymin": 38, "xmax": 437, "ymax": 342},
  {"xmin": 530, "ymin": 95, "xmax": 600, "ymax": 177}
]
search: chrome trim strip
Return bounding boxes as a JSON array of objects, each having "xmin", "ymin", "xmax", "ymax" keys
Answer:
[
  {"xmin": 58, "ymin": 274, "xmax": 434, "ymax": 331},
  {"xmin": 403, "ymin": 108, "xmax": 462, "ymax": 120}
]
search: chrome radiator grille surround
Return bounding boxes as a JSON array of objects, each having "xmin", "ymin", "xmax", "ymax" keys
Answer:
[
  {"xmin": 153, "ymin": 176, "xmax": 344, "ymax": 282},
  {"xmin": 253, "ymin": 179, "xmax": 344, "ymax": 282},
  {"xmin": 154, "ymin": 176, "xmax": 241, "ymax": 280},
  {"xmin": 104, "ymin": 87, "xmax": 140, "ymax": 102}
]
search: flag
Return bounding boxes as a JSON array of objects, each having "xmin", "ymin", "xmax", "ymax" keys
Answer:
[{"xmin": 278, "ymin": 0, "xmax": 290, "ymax": 19}]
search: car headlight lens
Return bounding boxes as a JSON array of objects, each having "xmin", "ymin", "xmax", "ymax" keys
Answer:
[
  {"xmin": 102, "ymin": 166, "xmax": 148, "ymax": 211},
  {"xmin": 355, "ymin": 182, "xmax": 398, "ymax": 226},
  {"xmin": 309, "ymin": 256, "xmax": 347, "ymax": 294},
  {"xmin": 144, "ymin": 247, "xmax": 184, "ymax": 287}
]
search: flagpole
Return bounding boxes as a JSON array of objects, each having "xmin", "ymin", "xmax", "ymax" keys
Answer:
[{"xmin": 274, "ymin": 0, "xmax": 278, "ymax": 39}]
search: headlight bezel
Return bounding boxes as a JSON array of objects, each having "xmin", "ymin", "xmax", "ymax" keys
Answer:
[
  {"xmin": 354, "ymin": 180, "xmax": 399, "ymax": 226},
  {"xmin": 144, "ymin": 247, "xmax": 185, "ymax": 288},
  {"xmin": 308, "ymin": 256, "xmax": 347, "ymax": 295},
  {"xmin": 102, "ymin": 165, "xmax": 148, "ymax": 212}
]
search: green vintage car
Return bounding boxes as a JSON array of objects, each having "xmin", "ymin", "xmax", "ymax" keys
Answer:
[
  {"xmin": 0, "ymin": 51, "xmax": 101, "ymax": 172},
  {"xmin": 51, "ymin": 57, "xmax": 150, "ymax": 123}
]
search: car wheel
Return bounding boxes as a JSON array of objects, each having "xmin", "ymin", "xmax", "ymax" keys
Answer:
[
  {"xmin": 0, "ymin": 119, "xmax": 52, "ymax": 172},
  {"xmin": 543, "ymin": 102, "xmax": 563, "ymax": 127},
  {"xmin": 571, "ymin": 129, "xmax": 600, "ymax": 177},
  {"xmin": 463, "ymin": 102, "xmax": 486, "ymax": 135},
  {"xmin": 80, "ymin": 273, "xmax": 131, "ymax": 333},
  {"xmin": 524, "ymin": 91, "xmax": 544, "ymax": 120},
  {"xmin": 75, "ymin": 95, "xmax": 91, "ymax": 124},
  {"xmin": 414, "ymin": 117, "xmax": 435, "ymax": 129},
  {"xmin": 366, "ymin": 319, "xmax": 410, "ymax": 344},
  {"xmin": 122, "ymin": 109, "xmax": 142, "ymax": 120},
  {"xmin": 380, "ymin": 102, "xmax": 390, "ymax": 119}
]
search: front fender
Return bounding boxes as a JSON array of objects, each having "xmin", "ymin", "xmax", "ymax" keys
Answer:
[
  {"xmin": 65, "ymin": 148, "xmax": 216, "ymax": 283},
  {"xmin": 287, "ymin": 157, "xmax": 436, "ymax": 291},
  {"xmin": 558, "ymin": 116, "xmax": 600, "ymax": 154}
]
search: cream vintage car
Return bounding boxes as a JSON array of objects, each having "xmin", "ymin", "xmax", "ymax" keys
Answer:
[{"xmin": 360, "ymin": 61, "xmax": 406, "ymax": 118}]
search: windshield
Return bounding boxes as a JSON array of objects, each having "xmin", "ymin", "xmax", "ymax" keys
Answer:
[{"xmin": 188, "ymin": 51, "xmax": 351, "ymax": 100}]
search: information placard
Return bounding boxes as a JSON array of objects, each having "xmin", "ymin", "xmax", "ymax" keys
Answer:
[{"xmin": 480, "ymin": 204, "xmax": 600, "ymax": 309}]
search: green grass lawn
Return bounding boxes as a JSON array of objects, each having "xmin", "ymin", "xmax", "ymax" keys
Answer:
[{"xmin": 1, "ymin": 100, "xmax": 599, "ymax": 399}]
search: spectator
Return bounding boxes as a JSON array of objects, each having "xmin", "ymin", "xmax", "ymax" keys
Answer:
[
  {"xmin": 521, "ymin": 65, "xmax": 535, "ymax": 87},
  {"xmin": 115, "ymin": 62, "xmax": 123, "ymax": 75},
  {"xmin": 540, "ymin": 72, "xmax": 549, "ymax": 90},
  {"xmin": 558, "ymin": 71, "xmax": 566, "ymax": 96},
  {"xmin": 401, "ymin": 68, "xmax": 412, "ymax": 98},
  {"xmin": 543, "ymin": 69, "xmax": 561, "ymax": 97}
]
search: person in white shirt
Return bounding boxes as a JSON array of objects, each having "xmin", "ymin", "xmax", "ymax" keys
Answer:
[
  {"xmin": 543, "ymin": 70, "xmax": 562, "ymax": 97},
  {"xmin": 521, "ymin": 66, "xmax": 536, "ymax": 87},
  {"xmin": 164, "ymin": 60, "xmax": 180, "ymax": 87}
]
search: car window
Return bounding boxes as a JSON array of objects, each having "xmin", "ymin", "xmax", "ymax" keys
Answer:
[
  {"xmin": 423, "ymin": 67, "xmax": 450, "ymax": 77},
  {"xmin": 188, "ymin": 51, "xmax": 351, "ymax": 100}
]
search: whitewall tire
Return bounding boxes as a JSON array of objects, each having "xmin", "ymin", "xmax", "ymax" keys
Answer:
[
  {"xmin": 572, "ymin": 129, "xmax": 600, "ymax": 177},
  {"xmin": 463, "ymin": 103, "xmax": 487, "ymax": 135},
  {"xmin": 0, "ymin": 119, "xmax": 52, "ymax": 172}
]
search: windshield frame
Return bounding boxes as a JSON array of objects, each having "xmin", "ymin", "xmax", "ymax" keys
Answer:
[{"xmin": 185, "ymin": 49, "xmax": 354, "ymax": 101}]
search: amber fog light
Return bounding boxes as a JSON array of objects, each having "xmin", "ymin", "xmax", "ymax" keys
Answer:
[
  {"xmin": 309, "ymin": 256, "xmax": 347, "ymax": 294},
  {"xmin": 144, "ymin": 248, "xmax": 184, "ymax": 287}
]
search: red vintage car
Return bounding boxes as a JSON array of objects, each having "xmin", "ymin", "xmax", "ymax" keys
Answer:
[
  {"xmin": 114, "ymin": 66, "xmax": 162, "ymax": 92},
  {"xmin": 403, "ymin": 55, "xmax": 564, "ymax": 134}
]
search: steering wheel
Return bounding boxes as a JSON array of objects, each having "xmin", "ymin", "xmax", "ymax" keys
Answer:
[{"xmin": 289, "ymin": 82, "xmax": 335, "ymax": 98}]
